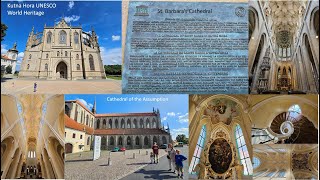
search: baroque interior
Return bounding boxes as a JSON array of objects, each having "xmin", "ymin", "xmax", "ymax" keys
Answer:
[
  {"xmin": 188, "ymin": 94, "xmax": 318, "ymax": 179},
  {"xmin": 249, "ymin": 0, "xmax": 319, "ymax": 94},
  {"xmin": 253, "ymin": 144, "xmax": 318, "ymax": 179},
  {"xmin": 1, "ymin": 94, "xmax": 65, "ymax": 179}
]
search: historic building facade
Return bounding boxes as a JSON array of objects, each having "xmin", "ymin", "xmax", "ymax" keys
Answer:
[
  {"xmin": 64, "ymin": 100, "xmax": 171, "ymax": 152},
  {"xmin": 19, "ymin": 19, "xmax": 106, "ymax": 80},
  {"xmin": 249, "ymin": 0, "xmax": 319, "ymax": 94},
  {"xmin": 1, "ymin": 43, "xmax": 18, "ymax": 74}
]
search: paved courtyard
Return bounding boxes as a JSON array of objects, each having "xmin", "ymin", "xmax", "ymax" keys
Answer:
[
  {"xmin": 65, "ymin": 149, "xmax": 168, "ymax": 180},
  {"xmin": 1, "ymin": 77, "xmax": 121, "ymax": 94}
]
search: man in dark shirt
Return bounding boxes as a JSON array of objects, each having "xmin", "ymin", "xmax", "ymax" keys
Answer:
[{"xmin": 152, "ymin": 142, "xmax": 159, "ymax": 163}]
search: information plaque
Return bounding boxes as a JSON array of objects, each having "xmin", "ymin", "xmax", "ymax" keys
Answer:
[
  {"xmin": 123, "ymin": 1, "xmax": 248, "ymax": 94},
  {"xmin": 93, "ymin": 136, "xmax": 101, "ymax": 160}
]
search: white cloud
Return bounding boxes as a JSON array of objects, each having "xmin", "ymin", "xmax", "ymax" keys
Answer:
[
  {"xmin": 162, "ymin": 116, "xmax": 167, "ymax": 121},
  {"xmin": 167, "ymin": 112, "xmax": 176, "ymax": 117},
  {"xmin": 16, "ymin": 52, "xmax": 24, "ymax": 65},
  {"xmin": 1, "ymin": 44, "xmax": 8, "ymax": 54},
  {"xmin": 100, "ymin": 47, "xmax": 121, "ymax": 65},
  {"xmin": 111, "ymin": 35, "xmax": 121, "ymax": 41},
  {"xmin": 77, "ymin": 98, "xmax": 93, "ymax": 109},
  {"xmin": 171, "ymin": 128, "xmax": 189, "ymax": 140},
  {"xmin": 64, "ymin": 15, "xmax": 80, "ymax": 23},
  {"xmin": 178, "ymin": 113, "xmax": 189, "ymax": 123},
  {"xmin": 68, "ymin": 1, "xmax": 74, "ymax": 10}
]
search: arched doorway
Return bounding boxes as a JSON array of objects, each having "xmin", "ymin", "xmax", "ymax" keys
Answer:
[
  {"xmin": 56, "ymin": 62, "xmax": 67, "ymax": 79},
  {"xmin": 65, "ymin": 143, "xmax": 73, "ymax": 154}
]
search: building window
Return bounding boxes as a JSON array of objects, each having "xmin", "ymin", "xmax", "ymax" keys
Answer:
[
  {"xmin": 188, "ymin": 124, "xmax": 206, "ymax": 174},
  {"xmin": 76, "ymin": 54, "xmax": 79, "ymax": 59},
  {"xmin": 253, "ymin": 156, "xmax": 260, "ymax": 169},
  {"xmin": 46, "ymin": 54, "xmax": 49, "ymax": 58},
  {"xmin": 74, "ymin": 32, "xmax": 79, "ymax": 44},
  {"xmin": 27, "ymin": 64, "xmax": 30, "ymax": 70},
  {"xmin": 65, "ymin": 132, "xmax": 66, "ymax": 137},
  {"xmin": 288, "ymin": 104, "xmax": 301, "ymax": 119},
  {"xmin": 29, "ymin": 54, "xmax": 32, "ymax": 59},
  {"xmin": 45, "ymin": 63, "xmax": 48, "ymax": 71},
  {"xmin": 72, "ymin": 133, "xmax": 76, "ymax": 138},
  {"xmin": 87, "ymin": 137, "xmax": 90, "ymax": 145},
  {"xmin": 57, "ymin": 51, "xmax": 60, "ymax": 57},
  {"xmin": 65, "ymin": 51, "xmax": 68, "ymax": 57},
  {"xmin": 235, "ymin": 124, "xmax": 253, "ymax": 175},
  {"xmin": 77, "ymin": 64, "xmax": 80, "ymax": 70},
  {"xmin": 135, "ymin": 136, "xmax": 140, "ymax": 145},
  {"xmin": 47, "ymin": 32, "xmax": 52, "ymax": 44},
  {"xmin": 89, "ymin": 54, "xmax": 95, "ymax": 71},
  {"xmin": 59, "ymin": 30, "xmax": 67, "ymax": 44},
  {"xmin": 80, "ymin": 135, "xmax": 83, "ymax": 139}
]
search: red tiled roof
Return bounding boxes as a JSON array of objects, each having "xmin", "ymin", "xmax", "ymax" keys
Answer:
[
  {"xmin": 1, "ymin": 55, "xmax": 16, "ymax": 61},
  {"xmin": 65, "ymin": 114, "xmax": 94, "ymax": 134},
  {"xmin": 65, "ymin": 100, "xmax": 94, "ymax": 115},
  {"xmin": 94, "ymin": 128, "xmax": 169, "ymax": 135},
  {"xmin": 95, "ymin": 113, "xmax": 157, "ymax": 117}
]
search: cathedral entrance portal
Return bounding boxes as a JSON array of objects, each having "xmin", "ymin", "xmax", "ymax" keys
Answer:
[{"xmin": 56, "ymin": 62, "xmax": 67, "ymax": 79}]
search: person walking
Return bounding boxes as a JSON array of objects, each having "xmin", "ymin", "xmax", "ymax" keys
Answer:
[
  {"xmin": 165, "ymin": 143, "xmax": 176, "ymax": 173},
  {"xmin": 175, "ymin": 149, "xmax": 187, "ymax": 179},
  {"xmin": 33, "ymin": 82, "xmax": 37, "ymax": 92},
  {"xmin": 152, "ymin": 142, "xmax": 159, "ymax": 163}
]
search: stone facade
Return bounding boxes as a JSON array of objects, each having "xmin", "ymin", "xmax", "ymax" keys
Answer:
[{"xmin": 19, "ymin": 19, "xmax": 106, "ymax": 80}]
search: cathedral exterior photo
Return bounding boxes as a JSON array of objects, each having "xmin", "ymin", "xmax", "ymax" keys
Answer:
[
  {"xmin": 64, "ymin": 99, "xmax": 172, "ymax": 153},
  {"xmin": 19, "ymin": 19, "xmax": 106, "ymax": 80}
]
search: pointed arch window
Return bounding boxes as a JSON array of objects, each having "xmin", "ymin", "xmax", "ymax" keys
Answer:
[
  {"xmin": 235, "ymin": 124, "xmax": 253, "ymax": 175},
  {"xmin": 47, "ymin": 32, "xmax": 52, "ymax": 44},
  {"xmin": 59, "ymin": 30, "xmax": 67, "ymax": 44},
  {"xmin": 188, "ymin": 124, "xmax": 206, "ymax": 174},
  {"xmin": 89, "ymin": 54, "xmax": 95, "ymax": 71},
  {"xmin": 74, "ymin": 32, "xmax": 79, "ymax": 44}
]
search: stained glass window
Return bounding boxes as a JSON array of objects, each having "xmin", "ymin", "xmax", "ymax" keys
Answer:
[
  {"xmin": 235, "ymin": 124, "xmax": 253, "ymax": 175},
  {"xmin": 188, "ymin": 125, "xmax": 206, "ymax": 174}
]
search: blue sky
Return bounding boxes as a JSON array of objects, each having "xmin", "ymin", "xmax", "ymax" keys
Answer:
[
  {"xmin": 65, "ymin": 94, "xmax": 189, "ymax": 139},
  {"xmin": 1, "ymin": 1, "xmax": 122, "ymax": 70}
]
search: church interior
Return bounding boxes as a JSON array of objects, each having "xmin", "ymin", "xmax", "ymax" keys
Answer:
[
  {"xmin": 188, "ymin": 94, "xmax": 318, "ymax": 179},
  {"xmin": 249, "ymin": 0, "xmax": 319, "ymax": 94},
  {"xmin": 1, "ymin": 94, "xmax": 65, "ymax": 179},
  {"xmin": 253, "ymin": 144, "xmax": 318, "ymax": 180}
]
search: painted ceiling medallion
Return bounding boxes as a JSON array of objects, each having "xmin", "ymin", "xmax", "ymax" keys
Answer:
[{"xmin": 209, "ymin": 138, "xmax": 233, "ymax": 174}]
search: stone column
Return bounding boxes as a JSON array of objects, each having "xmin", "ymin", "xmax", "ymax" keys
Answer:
[
  {"xmin": 15, "ymin": 154, "xmax": 24, "ymax": 178},
  {"xmin": 7, "ymin": 150, "xmax": 21, "ymax": 179},
  {"xmin": 42, "ymin": 149, "xmax": 54, "ymax": 179}
]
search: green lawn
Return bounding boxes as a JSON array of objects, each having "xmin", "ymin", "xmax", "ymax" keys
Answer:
[{"xmin": 106, "ymin": 75, "xmax": 122, "ymax": 80}]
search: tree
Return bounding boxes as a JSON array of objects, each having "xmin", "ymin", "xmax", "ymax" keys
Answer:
[
  {"xmin": 5, "ymin": 65, "xmax": 12, "ymax": 74},
  {"xmin": 1, "ymin": 23, "xmax": 8, "ymax": 41},
  {"xmin": 176, "ymin": 134, "xmax": 188, "ymax": 144}
]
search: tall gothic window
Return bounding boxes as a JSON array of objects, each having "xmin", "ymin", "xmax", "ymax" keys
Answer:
[
  {"xmin": 59, "ymin": 30, "xmax": 67, "ymax": 44},
  {"xmin": 235, "ymin": 124, "xmax": 253, "ymax": 175},
  {"xmin": 47, "ymin": 32, "xmax": 52, "ymax": 44},
  {"xmin": 89, "ymin": 54, "xmax": 95, "ymax": 71},
  {"xmin": 74, "ymin": 32, "xmax": 79, "ymax": 44},
  {"xmin": 188, "ymin": 125, "xmax": 206, "ymax": 174}
]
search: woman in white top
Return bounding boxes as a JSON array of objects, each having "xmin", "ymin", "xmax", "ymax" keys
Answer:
[{"xmin": 165, "ymin": 143, "xmax": 176, "ymax": 173}]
